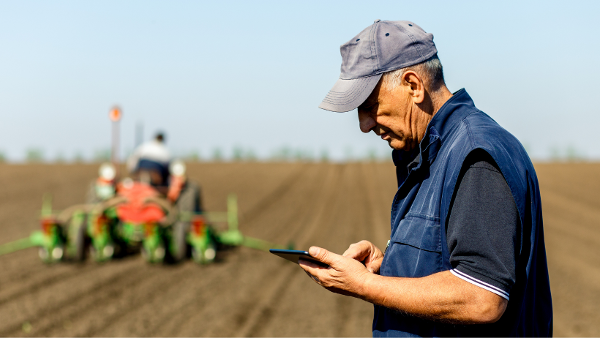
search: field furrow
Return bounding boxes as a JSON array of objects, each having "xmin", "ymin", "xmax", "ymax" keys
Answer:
[{"xmin": 0, "ymin": 162, "xmax": 597, "ymax": 336}]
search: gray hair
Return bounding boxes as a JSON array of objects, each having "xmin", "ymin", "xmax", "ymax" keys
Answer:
[{"xmin": 382, "ymin": 54, "xmax": 445, "ymax": 91}]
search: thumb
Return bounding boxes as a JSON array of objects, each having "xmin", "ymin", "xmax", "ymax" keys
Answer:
[{"xmin": 309, "ymin": 246, "xmax": 336, "ymax": 265}]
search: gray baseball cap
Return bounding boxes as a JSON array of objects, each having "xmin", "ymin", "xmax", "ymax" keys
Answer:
[{"xmin": 319, "ymin": 20, "xmax": 437, "ymax": 113}]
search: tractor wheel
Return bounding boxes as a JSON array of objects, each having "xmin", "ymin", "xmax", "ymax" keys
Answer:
[
  {"xmin": 171, "ymin": 221, "xmax": 189, "ymax": 262},
  {"xmin": 74, "ymin": 218, "xmax": 88, "ymax": 262},
  {"xmin": 53, "ymin": 246, "xmax": 65, "ymax": 261},
  {"xmin": 89, "ymin": 243, "xmax": 115, "ymax": 262},
  {"xmin": 192, "ymin": 240, "xmax": 216, "ymax": 265},
  {"xmin": 142, "ymin": 241, "xmax": 166, "ymax": 263},
  {"xmin": 177, "ymin": 181, "xmax": 203, "ymax": 213},
  {"xmin": 38, "ymin": 247, "xmax": 50, "ymax": 262},
  {"xmin": 39, "ymin": 245, "xmax": 64, "ymax": 263}
]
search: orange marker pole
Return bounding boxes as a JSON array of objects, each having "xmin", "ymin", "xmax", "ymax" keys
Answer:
[{"xmin": 109, "ymin": 106, "xmax": 122, "ymax": 174}]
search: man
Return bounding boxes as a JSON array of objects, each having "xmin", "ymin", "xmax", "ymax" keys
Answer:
[
  {"xmin": 126, "ymin": 132, "xmax": 171, "ymax": 187},
  {"xmin": 299, "ymin": 20, "xmax": 552, "ymax": 337}
]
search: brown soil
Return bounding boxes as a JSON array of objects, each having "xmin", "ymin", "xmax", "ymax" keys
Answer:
[{"xmin": 0, "ymin": 162, "xmax": 597, "ymax": 336}]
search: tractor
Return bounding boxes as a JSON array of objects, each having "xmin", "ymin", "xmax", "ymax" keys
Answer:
[
  {"xmin": 32, "ymin": 160, "xmax": 221, "ymax": 264},
  {"xmin": 0, "ymin": 108, "xmax": 289, "ymax": 262}
]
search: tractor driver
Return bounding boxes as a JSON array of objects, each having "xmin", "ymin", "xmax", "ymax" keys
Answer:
[{"xmin": 127, "ymin": 132, "xmax": 171, "ymax": 188}]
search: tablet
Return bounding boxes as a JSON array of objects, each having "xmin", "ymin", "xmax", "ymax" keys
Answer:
[{"xmin": 269, "ymin": 249, "xmax": 328, "ymax": 267}]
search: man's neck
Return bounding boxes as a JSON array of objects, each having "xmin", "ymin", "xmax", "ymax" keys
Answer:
[
  {"xmin": 430, "ymin": 86, "xmax": 453, "ymax": 115},
  {"xmin": 412, "ymin": 86, "xmax": 453, "ymax": 151}
]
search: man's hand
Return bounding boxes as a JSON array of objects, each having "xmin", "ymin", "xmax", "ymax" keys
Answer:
[
  {"xmin": 342, "ymin": 240, "xmax": 384, "ymax": 274},
  {"xmin": 298, "ymin": 246, "xmax": 374, "ymax": 299},
  {"xmin": 298, "ymin": 243, "xmax": 508, "ymax": 324}
]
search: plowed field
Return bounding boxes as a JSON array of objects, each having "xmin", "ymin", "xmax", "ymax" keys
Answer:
[{"xmin": 0, "ymin": 162, "xmax": 598, "ymax": 336}]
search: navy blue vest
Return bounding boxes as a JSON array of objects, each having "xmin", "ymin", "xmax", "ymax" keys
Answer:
[{"xmin": 372, "ymin": 89, "xmax": 552, "ymax": 337}]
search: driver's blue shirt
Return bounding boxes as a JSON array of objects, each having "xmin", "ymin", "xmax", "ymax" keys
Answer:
[
  {"xmin": 372, "ymin": 89, "xmax": 552, "ymax": 337},
  {"xmin": 137, "ymin": 159, "xmax": 170, "ymax": 186}
]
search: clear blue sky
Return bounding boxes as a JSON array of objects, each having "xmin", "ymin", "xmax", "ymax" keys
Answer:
[{"xmin": 1, "ymin": 0, "xmax": 599, "ymax": 162}]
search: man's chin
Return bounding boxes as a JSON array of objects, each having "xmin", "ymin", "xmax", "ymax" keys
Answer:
[
  {"xmin": 387, "ymin": 140, "xmax": 404, "ymax": 150},
  {"xmin": 388, "ymin": 140, "xmax": 413, "ymax": 152}
]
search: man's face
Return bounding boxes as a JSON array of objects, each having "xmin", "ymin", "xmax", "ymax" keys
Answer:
[{"xmin": 357, "ymin": 79, "xmax": 420, "ymax": 152}]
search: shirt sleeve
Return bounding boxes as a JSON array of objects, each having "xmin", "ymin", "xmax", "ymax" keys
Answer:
[{"xmin": 447, "ymin": 149, "xmax": 520, "ymax": 300}]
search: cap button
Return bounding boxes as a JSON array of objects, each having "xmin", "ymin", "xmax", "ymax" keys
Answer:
[{"xmin": 374, "ymin": 19, "xmax": 381, "ymax": 23}]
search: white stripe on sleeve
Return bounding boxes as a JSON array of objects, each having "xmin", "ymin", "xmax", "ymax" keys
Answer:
[{"xmin": 450, "ymin": 269, "xmax": 510, "ymax": 300}]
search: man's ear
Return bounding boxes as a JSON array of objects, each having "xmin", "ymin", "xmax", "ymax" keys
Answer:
[{"xmin": 402, "ymin": 71, "xmax": 425, "ymax": 104}]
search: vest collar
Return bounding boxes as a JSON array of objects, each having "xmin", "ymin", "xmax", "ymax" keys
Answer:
[
  {"xmin": 427, "ymin": 88, "xmax": 476, "ymax": 142},
  {"xmin": 393, "ymin": 88, "xmax": 476, "ymax": 169}
]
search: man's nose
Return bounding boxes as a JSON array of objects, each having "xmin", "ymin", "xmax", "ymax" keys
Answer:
[{"xmin": 358, "ymin": 112, "xmax": 376, "ymax": 133}]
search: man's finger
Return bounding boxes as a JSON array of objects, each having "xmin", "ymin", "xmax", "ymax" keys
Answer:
[
  {"xmin": 298, "ymin": 258, "xmax": 321, "ymax": 270},
  {"xmin": 342, "ymin": 241, "xmax": 370, "ymax": 260},
  {"xmin": 308, "ymin": 246, "xmax": 337, "ymax": 266},
  {"xmin": 302, "ymin": 270, "xmax": 321, "ymax": 284},
  {"xmin": 299, "ymin": 259, "xmax": 328, "ymax": 284},
  {"xmin": 342, "ymin": 244, "xmax": 361, "ymax": 258}
]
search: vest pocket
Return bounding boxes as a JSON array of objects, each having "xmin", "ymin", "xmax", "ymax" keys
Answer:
[
  {"xmin": 391, "ymin": 214, "xmax": 442, "ymax": 253},
  {"xmin": 382, "ymin": 214, "xmax": 443, "ymax": 278}
]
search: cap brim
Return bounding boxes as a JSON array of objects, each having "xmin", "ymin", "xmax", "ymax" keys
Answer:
[{"xmin": 318, "ymin": 74, "xmax": 382, "ymax": 113}]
